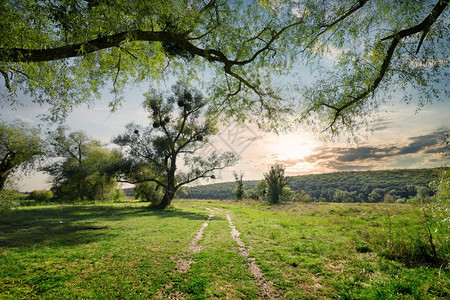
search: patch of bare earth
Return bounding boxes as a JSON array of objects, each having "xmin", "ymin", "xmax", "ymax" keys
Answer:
[
  {"xmin": 161, "ymin": 210, "xmax": 215, "ymax": 299},
  {"xmin": 226, "ymin": 214, "xmax": 282, "ymax": 299}
]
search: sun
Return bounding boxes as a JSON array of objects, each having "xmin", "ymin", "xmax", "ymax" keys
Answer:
[{"xmin": 271, "ymin": 133, "xmax": 316, "ymax": 162}]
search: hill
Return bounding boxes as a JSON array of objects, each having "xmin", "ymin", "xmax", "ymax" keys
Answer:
[{"xmin": 182, "ymin": 168, "xmax": 441, "ymax": 202}]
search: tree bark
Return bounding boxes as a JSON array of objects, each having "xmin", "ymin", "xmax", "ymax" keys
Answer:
[
  {"xmin": 154, "ymin": 163, "xmax": 177, "ymax": 209},
  {"xmin": 0, "ymin": 169, "xmax": 14, "ymax": 191}
]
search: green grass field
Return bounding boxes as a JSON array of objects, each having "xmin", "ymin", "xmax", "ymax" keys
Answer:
[{"xmin": 1, "ymin": 200, "xmax": 448, "ymax": 299}]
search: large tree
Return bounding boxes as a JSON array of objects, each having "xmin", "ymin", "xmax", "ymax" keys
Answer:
[
  {"xmin": 43, "ymin": 127, "xmax": 120, "ymax": 201},
  {"xmin": 0, "ymin": 120, "xmax": 43, "ymax": 190},
  {"xmin": 113, "ymin": 83, "xmax": 237, "ymax": 209},
  {"xmin": 0, "ymin": 1, "xmax": 448, "ymax": 133}
]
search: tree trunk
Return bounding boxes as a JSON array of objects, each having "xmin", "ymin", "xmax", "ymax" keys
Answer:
[
  {"xmin": 155, "ymin": 190, "xmax": 175, "ymax": 209},
  {"xmin": 0, "ymin": 175, "xmax": 7, "ymax": 191},
  {"xmin": 154, "ymin": 168, "xmax": 176, "ymax": 209},
  {"xmin": 0, "ymin": 168, "xmax": 14, "ymax": 191}
]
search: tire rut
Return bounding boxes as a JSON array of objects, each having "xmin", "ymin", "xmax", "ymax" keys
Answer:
[
  {"xmin": 166, "ymin": 208, "xmax": 281, "ymax": 299},
  {"xmin": 226, "ymin": 213, "xmax": 281, "ymax": 299},
  {"xmin": 162, "ymin": 209, "xmax": 215, "ymax": 299},
  {"xmin": 174, "ymin": 208, "xmax": 215, "ymax": 273}
]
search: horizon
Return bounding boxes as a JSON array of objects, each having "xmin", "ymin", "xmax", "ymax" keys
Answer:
[{"xmin": 184, "ymin": 166, "xmax": 445, "ymax": 188}]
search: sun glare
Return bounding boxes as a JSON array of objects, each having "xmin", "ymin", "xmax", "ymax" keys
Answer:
[{"xmin": 266, "ymin": 133, "xmax": 318, "ymax": 175}]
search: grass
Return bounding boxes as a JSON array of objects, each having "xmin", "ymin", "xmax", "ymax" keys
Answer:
[{"xmin": 1, "ymin": 199, "xmax": 448, "ymax": 299}]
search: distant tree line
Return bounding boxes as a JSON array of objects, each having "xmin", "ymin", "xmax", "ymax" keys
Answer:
[{"xmin": 183, "ymin": 168, "xmax": 441, "ymax": 203}]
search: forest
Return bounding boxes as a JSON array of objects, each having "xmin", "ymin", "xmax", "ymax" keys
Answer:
[{"xmin": 182, "ymin": 168, "xmax": 441, "ymax": 203}]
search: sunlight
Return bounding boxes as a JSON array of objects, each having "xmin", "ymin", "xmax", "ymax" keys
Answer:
[
  {"xmin": 273, "ymin": 135, "xmax": 314, "ymax": 160},
  {"xmin": 267, "ymin": 133, "xmax": 318, "ymax": 175}
]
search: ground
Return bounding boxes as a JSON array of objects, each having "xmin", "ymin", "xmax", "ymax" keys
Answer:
[{"xmin": 0, "ymin": 199, "xmax": 448, "ymax": 299}]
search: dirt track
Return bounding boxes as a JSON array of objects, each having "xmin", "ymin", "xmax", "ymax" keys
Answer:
[{"xmin": 170, "ymin": 207, "xmax": 281, "ymax": 299}]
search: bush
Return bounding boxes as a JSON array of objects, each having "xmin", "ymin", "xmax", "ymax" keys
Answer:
[
  {"xmin": 29, "ymin": 190, "xmax": 53, "ymax": 202},
  {"xmin": 0, "ymin": 190, "xmax": 21, "ymax": 214},
  {"xmin": 113, "ymin": 189, "xmax": 125, "ymax": 202},
  {"xmin": 395, "ymin": 198, "xmax": 407, "ymax": 204},
  {"xmin": 134, "ymin": 182, "xmax": 163, "ymax": 206},
  {"xmin": 292, "ymin": 189, "xmax": 312, "ymax": 202}
]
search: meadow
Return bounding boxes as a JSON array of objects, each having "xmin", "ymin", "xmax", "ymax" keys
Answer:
[{"xmin": 0, "ymin": 199, "xmax": 448, "ymax": 299}]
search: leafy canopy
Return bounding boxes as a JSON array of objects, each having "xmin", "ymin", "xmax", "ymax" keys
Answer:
[{"xmin": 0, "ymin": 0, "xmax": 448, "ymax": 134}]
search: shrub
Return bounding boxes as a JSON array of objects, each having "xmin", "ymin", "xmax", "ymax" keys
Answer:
[
  {"xmin": 0, "ymin": 189, "xmax": 21, "ymax": 214},
  {"xmin": 113, "ymin": 189, "xmax": 125, "ymax": 202},
  {"xmin": 247, "ymin": 180, "xmax": 266, "ymax": 200},
  {"xmin": 29, "ymin": 190, "xmax": 53, "ymax": 202},
  {"xmin": 395, "ymin": 198, "xmax": 407, "ymax": 204},
  {"xmin": 292, "ymin": 189, "xmax": 312, "ymax": 202},
  {"xmin": 134, "ymin": 182, "xmax": 163, "ymax": 206},
  {"xmin": 383, "ymin": 193, "xmax": 395, "ymax": 203}
]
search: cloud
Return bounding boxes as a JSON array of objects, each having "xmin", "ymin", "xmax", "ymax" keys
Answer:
[
  {"xmin": 281, "ymin": 128, "xmax": 449, "ymax": 173},
  {"xmin": 372, "ymin": 117, "xmax": 394, "ymax": 131},
  {"xmin": 397, "ymin": 130, "xmax": 448, "ymax": 155}
]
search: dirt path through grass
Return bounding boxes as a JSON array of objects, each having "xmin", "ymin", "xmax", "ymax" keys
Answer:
[
  {"xmin": 226, "ymin": 212, "xmax": 280, "ymax": 299},
  {"xmin": 174, "ymin": 208, "xmax": 215, "ymax": 273},
  {"xmin": 166, "ymin": 207, "xmax": 281, "ymax": 298}
]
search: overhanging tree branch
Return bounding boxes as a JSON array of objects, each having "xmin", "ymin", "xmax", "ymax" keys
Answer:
[{"xmin": 317, "ymin": 0, "xmax": 448, "ymax": 132}]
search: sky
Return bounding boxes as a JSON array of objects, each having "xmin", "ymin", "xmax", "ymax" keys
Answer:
[{"xmin": 2, "ymin": 79, "xmax": 449, "ymax": 192}]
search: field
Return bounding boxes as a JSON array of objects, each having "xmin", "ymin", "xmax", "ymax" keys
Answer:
[{"xmin": 0, "ymin": 199, "xmax": 448, "ymax": 299}]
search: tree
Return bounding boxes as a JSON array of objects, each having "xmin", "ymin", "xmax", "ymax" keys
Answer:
[
  {"xmin": 233, "ymin": 171, "xmax": 245, "ymax": 201},
  {"xmin": 43, "ymin": 127, "xmax": 120, "ymax": 201},
  {"xmin": 0, "ymin": 1, "xmax": 447, "ymax": 133},
  {"xmin": 383, "ymin": 193, "xmax": 395, "ymax": 204},
  {"xmin": 292, "ymin": 188, "xmax": 312, "ymax": 203},
  {"xmin": 247, "ymin": 180, "xmax": 267, "ymax": 201},
  {"xmin": 264, "ymin": 165, "xmax": 289, "ymax": 204},
  {"xmin": 416, "ymin": 186, "xmax": 432, "ymax": 203},
  {"xmin": 368, "ymin": 190, "xmax": 382, "ymax": 203},
  {"xmin": 134, "ymin": 181, "xmax": 164, "ymax": 207},
  {"xmin": 113, "ymin": 83, "xmax": 237, "ymax": 209},
  {"xmin": 0, "ymin": 120, "xmax": 43, "ymax": 191}
]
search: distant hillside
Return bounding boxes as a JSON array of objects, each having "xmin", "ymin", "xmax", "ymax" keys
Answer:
[
  {"xmin": 122, "ymin": 188, "xmax": 135, "ymax": 197},
  {"xmin": 182, "ymin": 168, "xmax": 441, "ymax": 202}
]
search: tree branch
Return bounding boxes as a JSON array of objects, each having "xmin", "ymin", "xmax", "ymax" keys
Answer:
[
  {"xmin": 118, "ymin": 177, "xmax": 167, "ymax": 189},
  {"xmin": 302, "ymin": 0, "xmax": 369, "ymax": 52},
  {"xmin": 319, "ymin": 0, "xmax": 448, "ymax": 132}
]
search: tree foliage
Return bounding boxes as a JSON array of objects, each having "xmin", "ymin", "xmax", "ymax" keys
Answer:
[
  {"xmin": 113, "ymin": 83, "xmax": 237, "ymax": 209},
  {"xmin": 43, "ymin": 127, "xmax": 120, "ymax": 202},
  {"xmin": 0, "ymin": 189, "xmax": 21, "ymax": 215},
  {"xmin": 29, "ymin": 190, "xmax": 54, "ymax": 202},
  {"xmin": 0, "ymin": 1, "xmax": 447, "ymax": 133},
  {"xmin": 182, "ymin": 168, "xmax": 439, "ymax": 202},
  {"xmin": 264, "ymin": 165, "xmax": 289, "ymax": 204},
  {"xmin": 233, "ymin": 171, "xmax": 245, "ymax": 201},
  {"xmin": 247, "ymin": 179, "xmax": 267, "ymax": 201},
  {"xmin": 0, "ymin": 120, "xmax": 43, "ymax": 191}
]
